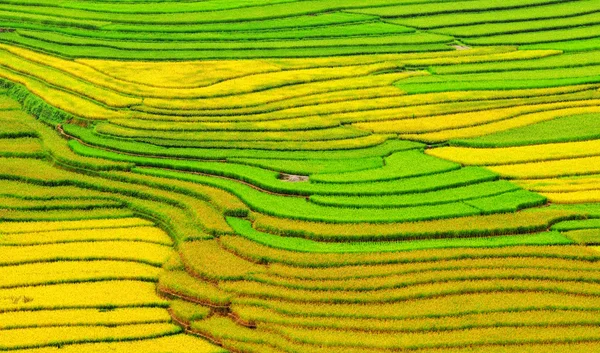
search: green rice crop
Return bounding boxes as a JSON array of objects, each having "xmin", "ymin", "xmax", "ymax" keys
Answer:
[
  {"xmin": 309, "ymin": 181, "xmax": 520, "ymax": 208},
  {"xmin": 552, "ymin": 219, "xmax": 600, "ymax": 231},
  {"xmin": 390, "ymin": 1, "xmax": 600, "ymax": 29},
  {"xmin": 464, "ymin": 24, "xmax": 600, "ymax": 45},
  {"xmin": 227, "ymin": 157, "xmax": 383, "ymax": 175},
  {"xmin": 433, "ymin": 51, "xmax": 600, "ymax": 75},
  {"xmin": 310, "ymin": 150, "xmax": 460, "ymax": 183},
  {"xmin": 464, "ymin": 190, "xmax": 547, "ymax": 213},
  {"xmin": 226, "ymin": 217, "xmax": 573, "ymax": 253}
]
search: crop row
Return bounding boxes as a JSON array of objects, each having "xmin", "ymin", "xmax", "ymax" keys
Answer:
[
  {"xmin": 219, "ymin": 236, "xmax": 597, "ymax": 267},
  {"xmin": 252, "ymin": 209, "xmax": 580, "ymax": 241},
  {"xmin": 226, "ymin": 217, "xmax": 571, "ymax": 253}
]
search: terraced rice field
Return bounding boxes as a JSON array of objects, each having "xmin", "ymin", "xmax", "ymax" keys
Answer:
[{"xmin": 1, "ymin": 0, "xmax": 600, "ymax": 352}]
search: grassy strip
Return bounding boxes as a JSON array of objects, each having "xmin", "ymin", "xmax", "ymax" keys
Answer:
[
  {"xmin": 29, "ymin": 21, "xmax": 415, "ymax": 42},
  {"xmin": 220, "ymin": 235, "xmax": 596, "ymax": 267},
  {"xmin": 310, "ymin": 150, "xmax": 460, "ymax": 183},
  {"xmin": 309, "ymin": 181, "xmax": 520, "ymax": 208},
  {"xmin": 226, "ymin": 217, "xmax": 573, "ymax": 253},
  {"xmin": 95, "ymin": 124, "xmax": 370, "ymax": 143},
  {"xmin": 227, "ymin": 157, "xmax": 383, "ymax": 176},
  {"xmin": 0, "ymin": 32, "xmax": 451, "ymax": 60},
  {"xmin": 464, "ymin": 190, "xmax": 547, "ymax": 213},
  {"xmin": 552, "ymin": 219, "xmax": 600, "ymax": 231},
  {"xmin": 433, "ymin": 51, "xmax": 600, "ymax": 75},
  {"xmin": 435, "ymin": 12, "xmax": 600, "ymax": 38},
  {"xmin": 464, "ymin": 24, "xmax": 600, "ymax": 45},
  {"xmin": 391, "ymin": 1, "xmax": 600, "ymax": 29},
  {"xmin": 68, "ymin": 126, "xmax": 422, "ymax": 159}
]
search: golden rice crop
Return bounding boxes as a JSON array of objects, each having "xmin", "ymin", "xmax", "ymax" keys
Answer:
[
  {"xmin": 0, "ymin": 323, "xmax": 181, "ymax": 349},
  {"xmin": 0, "ymin": 48, "xmax": 141, "ymax": 108},
  {"xmin": 250, "ymin": 267, "xmax": 600, "ymax": 292},
  {"xmin": 0, "ymin": 196, "xmax": 121, "ymax": 210},
  {"xmin": 78, "ymin": 57, "xmax": 281, "ymax": 90},
  {"xmin": 220, "ymin": 278, "xmax": 600, "ymax": 303},
  {"xmin": 170, "ymin": 299, "xmax": 211, "ymax": 322},
  {"xmin": 270, "ymin": 323, "xmax": 600, "ymax": 349},
  {"xmin": 0, "ymin": 280, "xmax": 167, "ymax": 310},
  {"xmin": 428, "ymin": 139, "xmax": 600, "ymax": 166},
  {"xmin": 427, "ymin": 341, "xmax": 600, "ymax": 353},
  {"xmin": 0, "ymin": 241, "xmax": 173, "ymax": 266},
  {"xmin": 0, "ymin": 260, "xmax": 161, "ymax": 288},
  {"xmin": 400, "ymin": 104, "xmax": 600, "ymax": 143},
  {"xmin": 564, "ymin": 229, "xmax": 600, "ymax": 245},
  {"xmin": 0, "ymin": 137, "xmax": 41, "ymax": 155},
  {"xmin": 268, "ymin": 256, "xmax": 600, "ymax": 280},
  {"xmin": 0, "ymin": 44, "xmax": 160, "ymax": 98},
  {"xmin": 179, "ymin": 240, "xmax": 264, "ymax": 280},
  {"xmin": 4, "ymin": 334, "xmax": 225, "ymax": 353},
  {"xmin": 515, "ymin": 176, "xmax": 600, "ymax": 192},
  {"xmin": 0, "ymin": 226, "xmax": 172, "ymax": 245},
  {"xmin": 0, "ymin": 307, "xmax": 170, "ymax": 329},
  {"xmin": 142, "ymin": 62, "xmax": 398, "ymax": 100},
  {"xmin": 158, "ymin": 270, "xmax": 232, "ymax": 306},
  {"xmin": 489, "ymin": 155, "xmax": 600, "ymax": 179},
  {"xmin": 0, "ymin": 217, "xmax": 153, "ymax": 233},
  {"xmin": 542, "ymin": 190, "xmax": 600, "ymax": 204},
  {"xmin": 0, "ymin": 66, "xmax": 128, "ymax": 120},
  {"xmin": 235, "ymin": 291, "xmax": 600, "ymax": 320},
  {"xmin": 356, "ymin": 96, "xmax": 599, "ymax": 134},
  {"xmin": 0, "ymin": 180, "xmax": 108, "ymax": 199},
  {"xmin": 233, "ymin": 305, "xmax": 600, "ymax": 332},
  {"xmin": 336, "ymin": 85, "xmax": 597, "ymax": 125},
  {"xmin": 144, "ymin": 72, "xmax": 415, "ymax": 109}
]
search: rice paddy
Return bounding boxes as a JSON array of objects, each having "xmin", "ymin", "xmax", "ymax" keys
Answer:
[{"xmin": 0, "ymin": 0, "xmax": 599, "ymax": 352}]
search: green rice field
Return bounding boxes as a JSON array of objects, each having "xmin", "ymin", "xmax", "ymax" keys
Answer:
[{"xmin": 0, "ymin": 0, "xmax": 600, "ymax": 352}]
